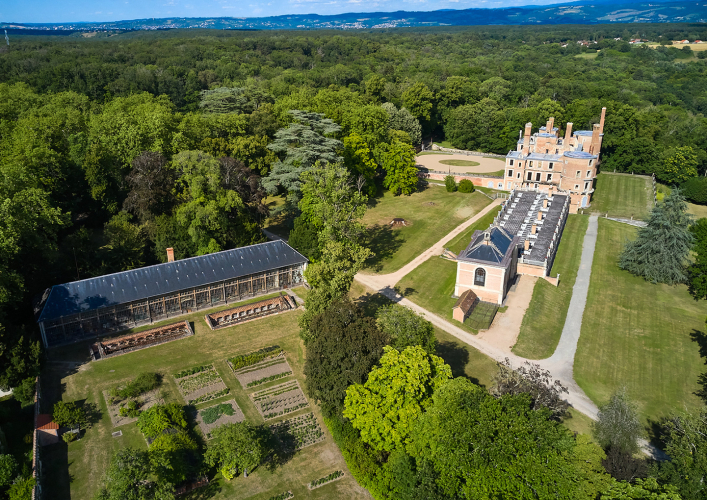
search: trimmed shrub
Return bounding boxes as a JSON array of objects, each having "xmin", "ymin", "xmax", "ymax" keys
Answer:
[
  {"xmin": 681, "ymin": 176, "xmax": 707, "ymax": 204},
  {"xmin": 229, "ymin": 346, "xmax": 281, "ymax": 371},
  {"xmin": 458, "ymin": 179, "xmax": 475, "ymax": 193},
  {"xmin": 114, "ymin": 372, "xmax": 161, "ymax": 399},
  {"xmin": 445, "ymin": 175, "xmax": 457, "ymax": 192}
]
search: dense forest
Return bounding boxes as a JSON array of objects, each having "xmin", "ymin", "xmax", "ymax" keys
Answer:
[{"xmin": 1, "ymin": 23, "xmax": 707, "ymax": 498}]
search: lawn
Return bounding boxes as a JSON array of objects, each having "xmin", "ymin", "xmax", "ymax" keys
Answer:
[
  {"xmin": 362, "ymin": 187, "xmax": 492, "ymax": 274},
  {"xmin": 574, "ymin": 219, "xmax": 706, "ymax": 423},
  {"xmin": 40, "ymin": 286, "xmax": 371, "ymax": 500},
  {"xmin": 446, "ymin": 206, "xmax": 503, "ymax": 255},
  {"xmin": 439, "ymin": 159, "xmax": 480, "ymax": 167},
  {"xmin": 689, "ymin": 203, "xmax": 707, "ymax": 220},
  {"xmin": 418, "ymin": 151, "xmax": 451, "ymax": 156},
  {"xmin": 483, "ymin": 156, "xmax": 506, "ymax": 162},
  {"xmin": 512, "ymin": 215, "xmax": 589, "ymax": 359},
  {"xmin": 589, "ymin": 173, "xmax": 652, "ymax": 219}
]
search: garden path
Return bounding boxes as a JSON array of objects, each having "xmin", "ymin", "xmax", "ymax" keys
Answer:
[{"xmin": 416, "ymin": 153, "xmax": 506, "ymax": 174}]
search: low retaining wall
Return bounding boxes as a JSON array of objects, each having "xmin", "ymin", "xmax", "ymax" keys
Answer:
[
  {"xmin": 90, "ymin": 321, "xmax": 194, "ymax": 360},
  {"xmin": 205, "ymin": 294, "xmax": 297, "ymax": 330},
  {"xmin": 429, "ymin": 145, "xmax": 506, "ymax": 158},
  {"xmin": 419, "ymin": 170, "xmax": 505, "ymax": 189}
]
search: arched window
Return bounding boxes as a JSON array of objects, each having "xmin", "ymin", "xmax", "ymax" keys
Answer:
[{"xmin": 474, "ymin": 268, "xmax": 486, "ymax": 287}]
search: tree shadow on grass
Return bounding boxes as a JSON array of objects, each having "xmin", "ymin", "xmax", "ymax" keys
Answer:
[
  {"xmin": 353, "ymin": 291, "xmax": 394, "ymax": 319},
  {"xmin": 262, "ymin": 426, "xmax": 298, "ymax": 473},
  {"xmin": 364, "ymin": 224, "xmax": 405, "ymax": 273},
  {"xmin": 182, "ymin": 481, "xmax": 222, "ymax": 500},
  {"xmin": 689, "ymin": 329, "xmax": 707, "ymax": 403},
  {"xmin": 435, "ymin": 340, "xmax": 474, "ymax": 382}
]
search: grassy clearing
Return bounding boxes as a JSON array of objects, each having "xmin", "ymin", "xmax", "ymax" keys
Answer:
[
  {"xmin": 483, "ymin": 156, "xmax": 506, "ymax": 162},
  {"xmin": 362, "ymin": 187, "xmax": 491, "ymax": 274},
  {"xmin": 439, "ymin": 159, "xmax": 480, "ymax": 167},
  {"xmin": 40, "ymin": 287, "xmax": 371, "ymax": 500},
  {"xmin": 434, "ymin": 141, "xmax": 454, "ymax": 148},
  {"xmin": 446, "ymin": 206, "xmax": 502, "ymax": 255},
  {"xmin": 689, "ymin": 203, "xmax": 707, "ymax": 220},
  {"xmin": 485, "ymin": 170, "xmax": 505, "ymax": 178},
  {"xmin": 417, "ymin": 151, "xmax": 451, "ymax": 156},
  {"xmin": 575, "ymin": 219, "xmax": 705, "ymax": 424},
  {"xmin": 512, "ymin": 215, "xmax": 589, "ymax": 359},
  {"xmin": 590, "ymin": 173, "xmax": 652, "ymax": 219},
  {"xmin": 575, "ymin": 52, "xmax": 599, "ymax": 59}
]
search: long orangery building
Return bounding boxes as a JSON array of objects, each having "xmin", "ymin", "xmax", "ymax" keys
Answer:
[
  {"xmin": 35, "ymin": 240, "xmax": 308, "ymax": 348},
  {"xmin": 504, "ymin": 107, "xmax": 606, "ymax": 213}
]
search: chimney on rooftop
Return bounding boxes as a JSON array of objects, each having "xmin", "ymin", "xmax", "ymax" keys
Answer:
[
  {"xmin": 523, "ymin": 122, "xmax": 532, "ymax": 154},
  {"xmin": 531, "ymin": 224, "xmax": 537, "ymax": 235},
  {"xmin": 167, "ymin": 248, "xmax": 175, "ymax": 263},
  {"xmin": 564, "ymin": 122, "xmax": 573, "ymax": 143},
  {"xmin": 537, "ymin": 211, "xmax": 543, "ymax": 221},
  {"xmin": 524, "ymin": 239, "xmax": 530, "ymax": 251},
  {"xmin": 589, "ymin": 123, "xmax": 601, "ymax": 155},
  {"xmin": 546, "ymin": 117, "xmax": 554, "ymax": 132},
  {"xmin": 599, "ymin": 107, "xmax": 606, "ymax": 133},
  {"xmin": 543, "ymin": 198, "xmax": 548, "ymax": 208}
]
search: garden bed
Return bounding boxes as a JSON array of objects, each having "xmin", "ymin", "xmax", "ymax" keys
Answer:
[
  {"xmin": 308, "ymin": 470, "xmax": 344, "ymax": 490},
  {"xmin": 250, "ymin": 380, "xmax": 309, "ymax": 420},
  {"xmin": 195, "ymin": 400, "xmax": 245, "ymax": 438},
  {"xmin": 268, "ymin": 492, "xmax": 293, "ymax": 500},
  {"xmin": 102, "ymin": 388, "xmax": 163, "ymax": 428},
  {"xmin": 270, "ymin": 413, "xmax": 325, "ymax": 453},
  {"xmin": 232, "ymin": 355, "xmax": 293, "ymax": 388},
  {"xmin": 174, "ymin": 364, "xmax": 230, "ymax": 405},
  {"xmin": 90, "ymin": 321, "xmax": 193, "ymax": 360}
]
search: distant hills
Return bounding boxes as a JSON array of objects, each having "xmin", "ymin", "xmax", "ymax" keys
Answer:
[{"xmin": 2, "ymin": 0, "xmax": 706, "ymax": 32}]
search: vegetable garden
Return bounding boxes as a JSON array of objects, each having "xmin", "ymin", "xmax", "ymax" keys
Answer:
[
  {"xmin": 250, "ymin": 380, "xmax": 310, "ymax": 420},
  {"xmin": 173, "ymin": 364, "xmax": 230, "ymax": 405}
]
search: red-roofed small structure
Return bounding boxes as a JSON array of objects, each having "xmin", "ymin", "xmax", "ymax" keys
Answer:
[{"xmin": 36, "ymin": 414, "xmax": 59, "ymax": 446}]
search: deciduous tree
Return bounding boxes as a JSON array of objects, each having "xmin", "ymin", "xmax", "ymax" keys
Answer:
[
  {"xmin": 375, "ymin": 304, "xmax": 436, "ymax": 354},
  {"xmin": 344, "ymin": 346, "xmax": 451, "ymax": 452},
  {"xmin": 204, "ymin": 422, "xmax": 267, "ymax": 480},
  {"xmin": 304, "ymin": 299, "xmax": 388, "ymax": 417},
  {"xmin": 380, "ymin": 141, "xmax": 418, "ymax": 196}
]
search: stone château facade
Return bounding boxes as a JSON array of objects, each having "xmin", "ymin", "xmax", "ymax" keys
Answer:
[{"xmin": 503, "ymin": 107, "xmax": 606, "ymax": 213}]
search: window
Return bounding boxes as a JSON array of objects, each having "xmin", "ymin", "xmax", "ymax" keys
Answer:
[
  {"xmin": 529, "ymin": 161, "xmax": 534, "ymax": 168},
  {"xmin": 535, "ymin": 173, "xmax": 541, "ymax": 182},
  {"xmin": 527, "ymin": 172, "xmax": 533, "ymax": 181},
  {"xmin": 585, "ymin": 182, "xmax": 590, "ymax": 190},
  {"xmin": 574, "ymin": 184, "xmax": 579, "ymax": 190},
  {"xmin": 545, "ymin": 149, "xmax": 549, "ymax": 154},
  {"xmin": 474, "ymin": 268, "xmax": 486, "ymax": 287},
  {"xmin": 587, "ymin": 170, "xmax": 592, "ymax": 178},
  {"xmin": 589, "ymin": 160, "xmax": 593, "ymax": 167},
  {"xmin": 555, "ymin": 149, "xmax": 559, "ymax": 154},
  {"xmin": 517, "ymin": 172, "xmax": 521, "ymax": 179},
  {"xmin": 548, "ymin": 163, "xmax": 553, "ymax": 170},
  {"xmin": 576, "ymin": 171, "xmax": 581, "ymax": 179},
  {"xmin": 508, "ymin": 170, "xmax": 513, "ymax": 177},
  {"xmin": 509, "ymin": 159, "xmax": 514, "ymax": 166},
  {"xmin": 507, "ymin": 182, "xmax": 512, "ymax": 189},
  {"xmin": 547, "ymin": 173, "xmax": 553, "ymax": 182}
]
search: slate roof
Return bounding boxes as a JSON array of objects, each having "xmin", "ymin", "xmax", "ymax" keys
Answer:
[
  {"xmin": 37, "ymin": 240, "xmax": 308, "ymax": 323},
  {"xmin": 458, "ymin": 227, "xmax": 515, "ymax": 265},
  {"xmin": 574, "ymin": 130, "xmax": 594, "ymax": 136},
  {"xmin": 564, "ymin": 151, "xmax": 598, "ymax": 159}
]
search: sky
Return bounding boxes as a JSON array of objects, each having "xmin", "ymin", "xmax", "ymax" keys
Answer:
[{"xmin": 1, "ymin": 0, "xmax": 571, "ymax": 23}]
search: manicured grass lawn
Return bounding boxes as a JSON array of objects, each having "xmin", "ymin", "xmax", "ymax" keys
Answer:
[
  {"xmin": 575, "ymin": 219, "xmax": 705, "ymax": 423},
  {"xmin": 418, "ymin": 152, "xmax": 451, "ymax": 156},
  {"xmin": 41, "ymin": 287, "xmax": 371, "ymax": 500},
  {"xmin": 439, "ymin": 159, "xmax": 480, "ymax": 167},
  {"xmin": 590, "ymin": 173, "xmax": 652, "ymax": 219},
  {"xmin": 512, "ymin": 215, "xmax": 589, "ymax": 359},
  {"xmin": 446, "ymin": 206, "xmax": 502, "ymax": 255},
  {"xmin": 362, "ymin": 187, "xmax": 491, "ymax": 274},
  {"xmin": 483, "ymin": 156, "xmax": 506, "ymax": 162},
  {"xmin": 689, "ymin": 203, "xmax": 707, "ymax": 220}
]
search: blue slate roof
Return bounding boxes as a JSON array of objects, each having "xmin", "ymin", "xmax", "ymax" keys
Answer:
[
  {"xmin": 459, "ymin": 227, "xmax": 514, "ymax": 265},
  {"xmin": 574, "ymin": 130, "xmax": 594, "ymax": 136},
  {"xmin": 37, "ymin": 240, "xmax": 307, "ymax": 323},
  {"xmin": 564, "ymin": 151, "xmax": 597, "ymax": 159}
]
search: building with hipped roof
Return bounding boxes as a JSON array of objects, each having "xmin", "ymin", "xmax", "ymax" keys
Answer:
[
  {"xmin": 34, "ymin": 240, "xmax": 308, "ymax": 348},
  {"xmin": 503, "ymin": 107, "xmax": 606, "ymax": 213}
]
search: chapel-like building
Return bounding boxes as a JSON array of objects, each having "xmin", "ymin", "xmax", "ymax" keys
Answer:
[{"xmin": 503, "ymin": 107, "xmax": 606, "ymax": 213}]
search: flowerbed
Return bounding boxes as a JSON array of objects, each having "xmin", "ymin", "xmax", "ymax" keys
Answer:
[
  {"xmin": 250, "ymin": 381, "xmax": 309, "ymax": 420},
  {"xmin": 174, "ymin": 365, "xmax": 229, "ymax": 404},
  {"xmin": 195, "ymin": 399, "xmax": 245, "ymax": 438},
  {"xmin": 228, "ymin": 345, "xmax": 281, "ymax": 370},
  {"xmin": 232, "ymin": 356, "xmax": 293, "ymax": 388},
  {"xmin": 270, "ymin": 413, "xmax": 325, "ymax": 453},
  {"xmin": 268, "ymin": 492, "xmax": 293, "ymax": 500},
  {"xmin": 308, "ymin": 471, "xmax": 344, "ymax": 490}
]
